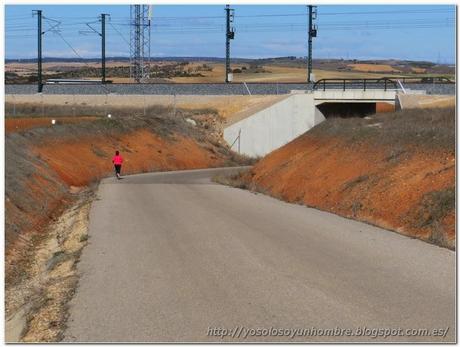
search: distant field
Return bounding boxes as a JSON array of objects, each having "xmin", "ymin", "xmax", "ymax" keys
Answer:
[
  {"xmin": 146, "ymin": 62, "xmax": 447, "ymax": 82},
  {"xmin": 171, "ymin": 63, "xmax": 310, "ymax": 83},
  {"xmin": 347, "ymin": 63, "xmax": 401, "ymax": 73},
  {"xmin": 6, "ymin": 59, "xmax": 455, "ymax": 83}
]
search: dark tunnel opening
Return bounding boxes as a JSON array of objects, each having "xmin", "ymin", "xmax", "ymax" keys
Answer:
[{"xmin": 317, "ymin": 102, "xmax": 376, "ymax": 118}]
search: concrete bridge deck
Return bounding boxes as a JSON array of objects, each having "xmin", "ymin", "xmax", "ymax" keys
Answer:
[{"xmin": 313, "ymin": 89, "xmax": 396, "ymax": 104}]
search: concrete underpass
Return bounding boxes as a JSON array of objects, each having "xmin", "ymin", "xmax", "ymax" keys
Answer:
[
  {"xmin": 224, "ymin": 89, "xmax": 397, "ymax": 157},
  {"xmin": 316, "ymin": 102, "xmax": 374, "ymax": 118}
]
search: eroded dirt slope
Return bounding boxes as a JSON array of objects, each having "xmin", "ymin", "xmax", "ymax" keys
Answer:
[
  {"xmin": 5, "ymin": 106, "xmax": 253, "ymax": 342},
  {"xmin": 5, "ymin": 107, "xmax": 249, "ymax": 284},
  {"xmin": 239, "ymin": 107, "xmax": 455, "ymax": 249}
]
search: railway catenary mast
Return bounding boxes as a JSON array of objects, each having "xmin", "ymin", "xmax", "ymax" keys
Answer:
[
  {"xmin": 79, "ymin": 13, "xmax": 110, "ymax": 84},
  {"xmin": 101, "ymin": 14, "xmax": 108, "ymax": 83},
  {"xmin": 33, "ymin": 10, "xmax": 43, "ymax": 93},
  {"xmin": 307, "ymin": 5, "xmax": 317, "ymax": 83},
  {"xmin": 225, "ymin": 5, "xmax": 235, "ymax": 83},
  {"xmin": 80, "ymin": 14, "xmax": 110, "ymax": 83},
  {"xmin": 130, "ymin": 5, "xmax": 152, "ymax": 83}
]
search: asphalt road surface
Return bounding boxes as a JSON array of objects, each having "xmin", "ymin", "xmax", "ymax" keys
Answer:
[{"xmin": 64, "ymin": 167, "xmax": 455, "ymax": 343}]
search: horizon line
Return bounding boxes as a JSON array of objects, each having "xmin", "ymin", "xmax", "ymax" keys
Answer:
[{"xmin": 5, "ymin": 56, "xmax": 454, "ymax": 65}]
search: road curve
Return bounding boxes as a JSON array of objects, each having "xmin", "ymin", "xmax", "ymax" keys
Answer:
[{"xmin": 64, "ymin": 167, "xmax": 455, "ymax": 342}]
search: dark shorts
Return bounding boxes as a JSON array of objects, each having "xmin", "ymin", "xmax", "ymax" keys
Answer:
[{"xmin": 114, "ymin": 164, "xmax": 121, "ymax": 175}]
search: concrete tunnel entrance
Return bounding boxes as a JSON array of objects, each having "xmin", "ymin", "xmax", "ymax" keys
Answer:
[
  {"xmin": 224, "ymin": 94, "xmax": 396, "ymax": 157},
  {"xmin": 316, "ymin": 102, "xmax": 376, "ymax": 118}
]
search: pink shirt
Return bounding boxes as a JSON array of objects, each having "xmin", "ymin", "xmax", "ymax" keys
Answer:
[{"xmin": 112, "ymin": 155, "xmax": 123, "ymax": 165}]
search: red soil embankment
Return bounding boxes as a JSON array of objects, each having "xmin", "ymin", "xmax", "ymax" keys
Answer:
[
  {"xmin": 6, "ymin": 117, "xmax": 98, "ymax": 134},
  {"xmin": 6, "ymin": 112, "xmax": 246, "ymax": 283},
  {"xmin": 243, "ymin": 108, "xmax": 455, "ymax": 249},
  {"xmin": 32, "ymin": 129, "xmax": 221, "ymax": 187}
]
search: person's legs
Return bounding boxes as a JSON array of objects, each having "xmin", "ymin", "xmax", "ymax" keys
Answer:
[{"xmin": 114, "ymin": 165, "xmax": 121, "ymax": 178}]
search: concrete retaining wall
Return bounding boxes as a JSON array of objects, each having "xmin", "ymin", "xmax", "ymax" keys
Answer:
[{"xmin": 224, "ymin": 94, "xmax": 325, "ymax": 157}]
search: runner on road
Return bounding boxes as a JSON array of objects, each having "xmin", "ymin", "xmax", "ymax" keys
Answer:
[{"xmin": 112, "ymin": 150, "xmax": 124, "ymax": 179}]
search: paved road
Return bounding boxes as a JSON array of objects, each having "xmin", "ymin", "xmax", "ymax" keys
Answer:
[{"xmin": 64, "ymin": 167, "xmax": 455, "ymax": 343}]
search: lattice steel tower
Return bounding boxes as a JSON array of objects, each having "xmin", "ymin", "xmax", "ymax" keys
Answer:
[{"xmin": 130, "ymin": 5, "xmax": 152, "ymax": 83}]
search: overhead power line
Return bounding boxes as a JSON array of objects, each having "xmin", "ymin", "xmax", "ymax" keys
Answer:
[
  {"xmin": 6, "ymin": 7, "xmax": 454, "ymax": 23},
  {"xmin": 109, "ymin": 22, "xmax": 130, "ymax": 45},
  {"xmin": 102, "ymin": 16, "xmax": 454, "ymax": 31},
  {"xmin": 7, "ymin": 14, "xmax": 454, "ymax": 32},
  {"xmin": 318, "ymin": 8, "xmax": 455, "ymax": 16},
  {"xmin": 48, "ymin": 28, "xmax": 88, "ymax": 61},
  {"xmin": 8, "ymin": 19, "xmax": 454, "ymax": 38}
]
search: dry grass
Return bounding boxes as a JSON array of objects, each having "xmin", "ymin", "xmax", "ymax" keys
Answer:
[
  {"xmin": 416, "ymin": 187, "xmax": 455, "ymax": 228},
  {"xmin": 5, "ymin": 102, "xmax": 181, "ymax": 118},
  {"xmin": 311, "ymin": 107, "xmax": 455, "ymax": 151},
  {"xmin": 6, "ymin": 191, "xmax": 94, "ymax": 342},
  {"xmin": 411, "ymin": 187, "xmax": 455, "ymax": 249},
  {"xmin": 398, "ymin": 95, "xmax": 455, "ymax": 110},
  {"xmin": 5, "ymin": 95, "xmax": 283, "ymax": 124},
  {"xmin": 212, "ymin": 170, "xmax": 252, "ymax": 189},
  {"xmin": 222, "ymin": 152, "xmax": 259, "ymax": 167},
  {"xmin": 348, "ymin": 63, "xmax": 400, "ymax": 73}
]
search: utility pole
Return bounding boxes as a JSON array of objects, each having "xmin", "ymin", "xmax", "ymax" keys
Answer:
[
  {"xmin": 225, "ymin": 5, "xmax": 235, "ymax": 83},
  {"xmin": 101, "ymin": 14, "xmax": 108, "ymax": 83},
  {"xmin": 33, "ymin": 10, "xmax": 43, "ymax": 93},
  {"xmin": 307, "ymin": 5, "xmax": 317, "ymax": 83}
]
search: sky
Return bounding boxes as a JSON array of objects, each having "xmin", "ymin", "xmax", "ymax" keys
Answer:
[{"xmin": 5, "ymin": 4, "xmax": 456, "ymax": 63}]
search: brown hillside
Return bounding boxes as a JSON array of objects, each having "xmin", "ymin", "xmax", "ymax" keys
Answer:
[
  {"xmin": 5, "ymin": 108, "xmax": 249, "ymax": 284},
  {"xmin": 240, "ymin": 107, "xmax": 455, "ymax": 249}
]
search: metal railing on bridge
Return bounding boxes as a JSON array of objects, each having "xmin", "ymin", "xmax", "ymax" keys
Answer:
[
  {"xmin": 394, "ymin": 76, "xmax": 454, "ymax": 84},
  {"xmin": 313, "ymin": 78, "xmax": 398, "ymax": 91}
]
